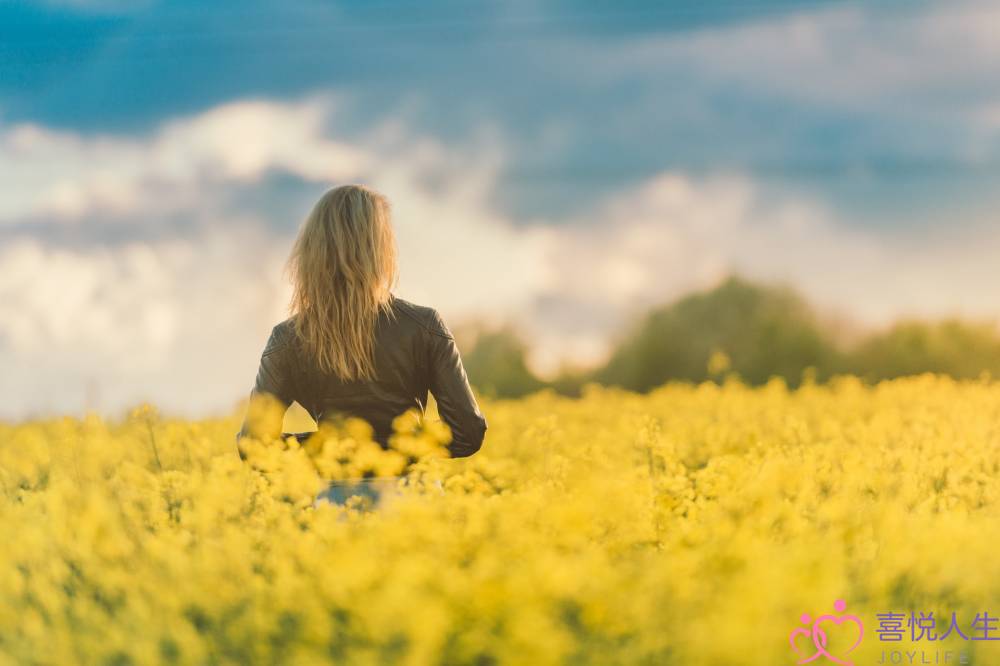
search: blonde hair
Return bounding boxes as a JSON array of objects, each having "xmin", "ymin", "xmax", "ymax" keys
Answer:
[{"xmin": 286, "ymin": 184, "xmax": 399, "ymax": 381}]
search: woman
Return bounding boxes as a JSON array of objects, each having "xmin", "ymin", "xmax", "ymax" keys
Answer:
[{"xmin": 237, "ymin": 184, "xmax": 487, "ymax": 471}]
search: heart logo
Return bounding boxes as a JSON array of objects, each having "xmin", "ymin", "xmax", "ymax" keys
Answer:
[
  {"xmin": 814, "ymin": 612, "xmax": 863, "ymax": 665},
  {"xmin": 788, "ymin": 600, "xmax": 864, "ymax": 666}
]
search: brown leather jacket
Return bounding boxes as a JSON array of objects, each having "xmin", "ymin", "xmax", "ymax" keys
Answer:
[{"xmin": 237, "ymin": 296, "xmax": 487, "ymax": 457}]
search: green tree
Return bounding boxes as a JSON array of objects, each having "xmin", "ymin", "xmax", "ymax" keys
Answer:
[
  {"xmin": 462, "ymin": 328, "xmax": 545, "ymax": 399},
  {"xmin": 849, "ymin": 319, "xmax": 1000, "ymax": 381},
  {"xmin": 597, "ymin": 276, "xmax": 841, "ymax": 390}
]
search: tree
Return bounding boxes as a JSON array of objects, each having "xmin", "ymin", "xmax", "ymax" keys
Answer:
[
  {"xmin": 462, "ymin": 328, "xmax": 545, "ymax": 398},
  {"xmin": 849, "ymin": 319, "xmax": 1000, "ymax": 381},
  {"xmin": 597, "ymin": 276, "xmax": 841, "ymax": 390}
]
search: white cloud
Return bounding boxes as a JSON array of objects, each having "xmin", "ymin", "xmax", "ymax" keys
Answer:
[
  {"xmin": 0, "ymin": 226, "xmax": 291, "ymax": 418},
  {"xmin": 0, "ymin": 97, "xmax": 365, "ymax": 224},
  {"xmin": 615, "ymin": 2, "xmax": 1000, "ymax": 131}
]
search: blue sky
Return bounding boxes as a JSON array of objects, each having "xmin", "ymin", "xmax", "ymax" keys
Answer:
[
  {"xmin": 1, "ymin": 0, "xmax": 999, "ymax": 417},
  {"xmin": 5, "ymin": 0, "xmax": 996, "ymax": 224}
]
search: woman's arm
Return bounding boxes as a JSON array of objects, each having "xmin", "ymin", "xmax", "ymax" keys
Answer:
[
  {"xmin": 426, "ymin": 309, "xmax": 487, "ymax": 458},
  {"xmin": 236, "ymin": 325, "xmax": 295, "ymax": 455}
]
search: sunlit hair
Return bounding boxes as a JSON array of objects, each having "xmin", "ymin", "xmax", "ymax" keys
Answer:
[{"xmin": 286, "ymin": 184, "xmax": 398, "ymax": 381}]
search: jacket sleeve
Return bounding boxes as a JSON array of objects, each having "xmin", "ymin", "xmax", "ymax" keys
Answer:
[
  {"xmin": 236, "ymin": 326, "xmax": 295, "ymax": 454},
  {"xmin": 426, "ymin": 310, "xmax": 487, "ymax": 458}
]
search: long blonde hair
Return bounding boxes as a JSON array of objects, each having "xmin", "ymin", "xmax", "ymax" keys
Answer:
[{"xmin": 287, "ymin": 184, "xmax": 398, "ymax": 381}]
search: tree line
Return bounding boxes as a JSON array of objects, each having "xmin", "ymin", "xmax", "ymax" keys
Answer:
[{"xmin": 460, "ymin": 277, "xmax": 1000, "ymax": 398}]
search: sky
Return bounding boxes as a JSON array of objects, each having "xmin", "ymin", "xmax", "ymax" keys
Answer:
[{"xmin": 1, "ymin": 0, "xmax": 999, "ymax": 418}]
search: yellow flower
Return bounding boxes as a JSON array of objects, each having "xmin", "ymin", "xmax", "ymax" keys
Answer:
[{"xmin": 1, "ymin": 375, "xmax": 999, "ymax": 664}]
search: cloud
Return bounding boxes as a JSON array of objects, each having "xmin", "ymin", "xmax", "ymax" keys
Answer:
[
  {"xmin": 647, "ymin": 3, "xmax": 1000, "ymax": 115},
  {"xmin": 0, "ymin": 98, "xmax": 547, "ymax": 417},
  {"xmin": 525, "ymin": 173, "xmax": 1000, "ymax": 371},
  {"xmin": 0, "ymin": 96, "xmax": 365, "ymax": 224},
  {"xmin": 1, "ymin": 96, "xmax": 999, "ymax": 418},
  {"xmin": 582, "ymin": 0, "xmax": 1000, "ymax": 183},
  {"xmin": 0, "ymin": 225, "xmax": 292, "ymax": 418}
]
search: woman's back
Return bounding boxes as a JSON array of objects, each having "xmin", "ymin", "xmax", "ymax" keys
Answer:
[
  {"xmin": 236, "ymin": 184, "xmax": 486, "ymax": 460},
  {"xmin": 240, "ymin": 295, "xmax": 487, "ymax": 457}
]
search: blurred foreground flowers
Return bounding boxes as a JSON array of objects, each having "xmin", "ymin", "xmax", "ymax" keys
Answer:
[{"xmin": 2, "ymin": 376, "xmax": 1000, "ymax": 664}]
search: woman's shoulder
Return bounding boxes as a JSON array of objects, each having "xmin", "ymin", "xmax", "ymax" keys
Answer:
[
  {"xmin": 389, "ymin": 296, "xmax": 452, "ymax": 339},
  {"xmin": 264, "ymin": 316, "xmax": 299, "ymax": 354}
]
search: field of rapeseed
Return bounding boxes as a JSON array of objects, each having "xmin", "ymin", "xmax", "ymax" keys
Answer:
[{"xmin": 2, "ymin": 375, "xmax": 1000, "ymax": 665}]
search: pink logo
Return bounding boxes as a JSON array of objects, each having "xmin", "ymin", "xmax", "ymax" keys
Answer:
[{"xmin": 789, "ymin": 599, "xmax": 864, "ymax": 665}]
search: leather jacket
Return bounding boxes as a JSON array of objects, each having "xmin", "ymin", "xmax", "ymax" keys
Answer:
[{"xmin": 236, "ymin": 296, "xmax": 487, "ymax": 458}]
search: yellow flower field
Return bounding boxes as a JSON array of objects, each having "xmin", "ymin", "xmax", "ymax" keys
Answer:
[{"xmin": 2, "ymin": 375, "xmax": 1000, "ymax": 665}]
